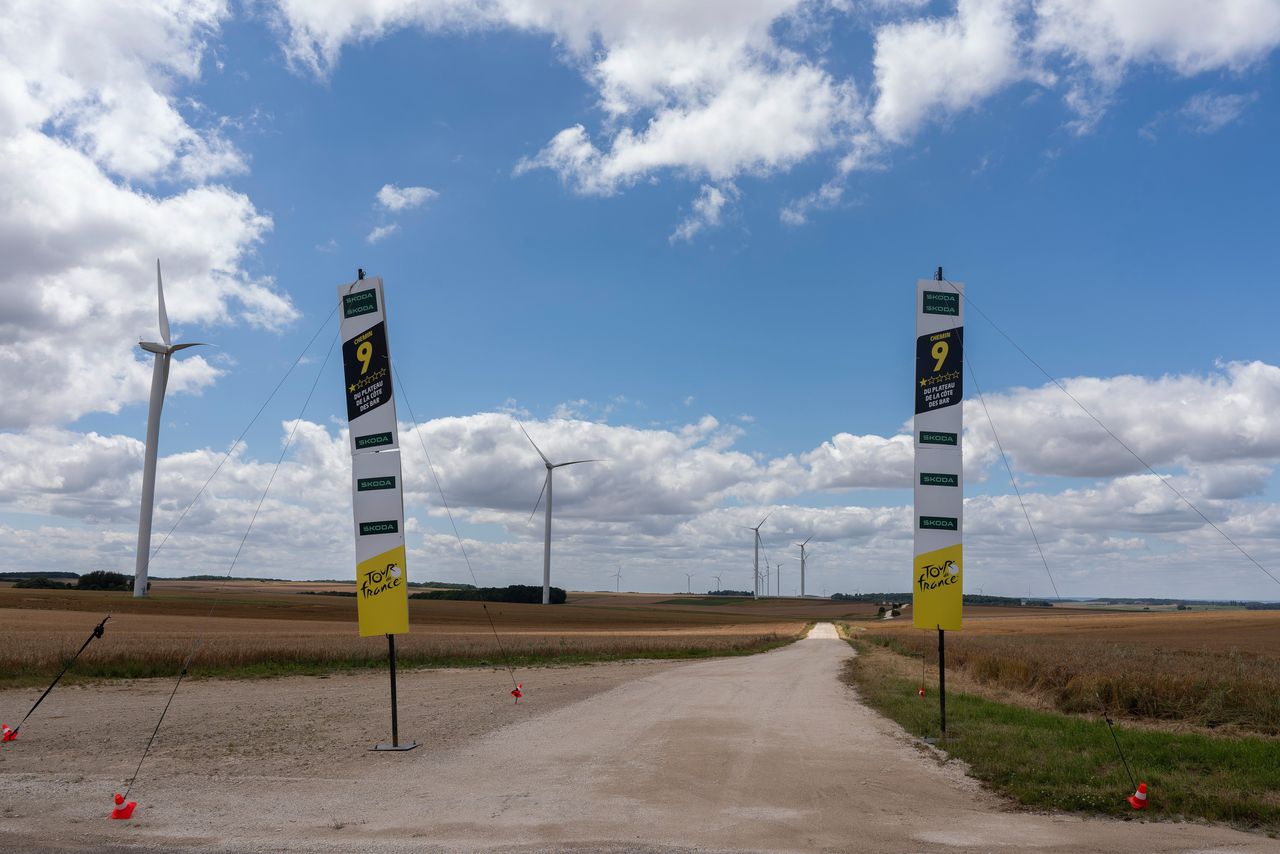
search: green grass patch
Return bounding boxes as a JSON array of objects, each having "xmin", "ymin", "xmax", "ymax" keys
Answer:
[{"xmin": 845, "ymin": 638, "xmax": 1280, "ymax": 833}]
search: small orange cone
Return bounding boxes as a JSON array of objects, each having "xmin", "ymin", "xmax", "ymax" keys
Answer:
[
  {"xmin": 1, "ymin": 724, "xmax": 15, "ymax": 742},
  {"xmin": 511, "ymin": 683, "xmax": 523, "ymax": 704},
  {"xmin": 1127, "ymin": 782, "xmax": 1148, "ymax": 810},
  {"xmin": 110, "ymin": 793, "xmax": 136, "ymax": 820}
]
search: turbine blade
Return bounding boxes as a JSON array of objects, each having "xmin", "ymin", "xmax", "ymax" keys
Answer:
[
  {"xmin": 756, "ymin": 511, "xmax": 772, "ymax": 529},
  {"xmin": 168, "ymin": 342, "xmax": 207, "ymax": 353},
  {"xmin": 553, "ymin": 459, "xmax": 601, "ymax": 468},
  {"xmin": 529, "ymin": 474, "xmax": 548, "ymax": 522},
  {"xmin": 156, "ymin": 260, "xmax": 171, "ymax": 346},
  {"xmin": 802, "ymin": 535, "xmax": 813, "ymax": 546},
  {"xmin": 517, "ymin": 421, "xmax": 551, "ymax": 465}
]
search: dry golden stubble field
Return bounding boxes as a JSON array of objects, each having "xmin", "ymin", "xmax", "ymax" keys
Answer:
[
  {"xmin": 0, "ymin": 583, "xmax": 844, "ymax": 684},
  {"xmin": 860, "ymin": 609, "xmax": 1280, "ymax": 735}
]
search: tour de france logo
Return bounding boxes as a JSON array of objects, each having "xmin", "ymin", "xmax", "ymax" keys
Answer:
[
  {"xmin": 916, "ymin": 559, "xmax": 960, "ymax": 592},
  {"xmin": 361, "ymin": 561, "xmax": 402, "ymax": 599}
]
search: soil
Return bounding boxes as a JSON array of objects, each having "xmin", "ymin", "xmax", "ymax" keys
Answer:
[{"xmin": 0, "ymin": 624, "xmax": 1275, "ymax": 853}]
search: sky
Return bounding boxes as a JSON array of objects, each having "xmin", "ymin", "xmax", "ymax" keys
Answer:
[{"xmin": 2, "ymin": 0, "xmax": 1280, "ymax": 601}]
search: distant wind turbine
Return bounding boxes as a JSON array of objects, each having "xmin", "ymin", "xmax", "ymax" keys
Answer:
[
  {"xmin": 684, "ymin": 572, "xmax": 694, "ymax": 593},
  {"xmin": 522, "ymin": 424, "xmax": 600, "ymax": 605},
  {"xmin": 713, "ymin": 574, "xmax": 722, "ymax": 592},
  {"xmin": 612, "ymin": 565, "xmax": 622, "ymax": 593},
  {"xmin": 795, "ymin": 536, "xmax": 812, "ymax": 598},
  {"xmin": 739, "ymin": 513, "xmax": 771, "ymax": 598},
  {"xmin": 134, "ymin": 261, "xmax": 205, "ymax": 598}
]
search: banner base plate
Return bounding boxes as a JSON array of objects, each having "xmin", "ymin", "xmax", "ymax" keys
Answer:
[{"xmin": 371, "ymin": 742, "xmax": 419, "ymax": 751}]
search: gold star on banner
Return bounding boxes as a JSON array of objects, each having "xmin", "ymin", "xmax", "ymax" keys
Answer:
[{"xmin": 348, "ymin": 384, "xmax": 356, "ymax": 392}]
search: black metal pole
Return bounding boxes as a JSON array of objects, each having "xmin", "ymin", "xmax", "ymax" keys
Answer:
[
  {"xmin": 938, "ymin": 628, "xmax": 946, "ymax": 739},
  {"xmin": 387, "ymin": 633, "xmax": 399, "ymax": 748}
]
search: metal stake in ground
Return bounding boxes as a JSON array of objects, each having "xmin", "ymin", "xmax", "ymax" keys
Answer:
[
  {"xmin": 5, "ymin": 615, "xmax": 109, "ymax": 739},
  {"xmin": 372, "ymin": 633, "xmax": 416, "ymax": 751}
]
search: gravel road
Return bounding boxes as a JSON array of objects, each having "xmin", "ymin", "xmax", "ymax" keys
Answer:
[{"xmin": 1, "ymin": 623, "xmax": 1274, "ymax": 853}]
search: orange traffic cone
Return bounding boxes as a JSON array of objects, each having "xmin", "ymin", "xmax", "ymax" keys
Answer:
[
  {"xmin": 1, "ymin": 724, "xmax": 15, "ymax": 742},
  {"xmin": 1127, "ymin": 782, "xmax": 1148, "ymax": 810},
  {"xmin": 110, "ymin": 793, "xmax": 136, "ymax": 820},
  {"xmin": 511, "ymin": 683, "xmax": 523, "ymax": 704}
]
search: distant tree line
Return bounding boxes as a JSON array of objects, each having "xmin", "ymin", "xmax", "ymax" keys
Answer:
[
  {"xmin": 707, "ymin": 590, "xmax": 753, "ymax": 597},
  {"xmin": 410, "ymin": 584, "xmax": 566, "ymax": 604},
  {"xmin": 14, "ymin": 570, "xmax": 136, "ymax": 591}
]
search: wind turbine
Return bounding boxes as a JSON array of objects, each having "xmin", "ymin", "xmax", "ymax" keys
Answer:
[
  {"xmin": 740, "ymin": 513, "xmax": 771, "ymax": 598},
  {"xmin": 612, "ymin": 565, "xmax": 622, "ymax": 593},
  {"xmin": 133, "ymin": 261, "xmax": 205, "ymax": 598},
  {"xmin": 684, "ymin": 572, "xmax": 694, "ymax": 594},
  {"xmin": 795, "ymin": 536, "xmax": 812, "ymax": 597},
  {"xmin": 522, "ymin": 424, "xmax": 600, "ymax": 605},
  {"xmin": 713, "ymin": 574, "xmax": 722, "ymax": 592}
]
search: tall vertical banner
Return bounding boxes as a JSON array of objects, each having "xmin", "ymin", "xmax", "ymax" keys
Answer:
[
  {"xmin": 340, "ymin": 279, "xmax": 399, "ymax": 455},
  {"xmin": 913, "ymin": 280, "xmax": 963, "ymax": 630},
  {"xmin": 339, "ymin": 277, "xmax": 409, "ymax": 637}
]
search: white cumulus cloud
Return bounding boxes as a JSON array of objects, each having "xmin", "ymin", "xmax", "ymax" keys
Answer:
[{"xmin": 376, "ymin": 183, "xmax": 439, "ymax": 210}]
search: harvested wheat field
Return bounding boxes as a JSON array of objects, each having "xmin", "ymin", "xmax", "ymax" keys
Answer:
[
  {"xmin": 0, "ymin": 582, "xmax": 830, "ymax": 685},
  {"xmin": 859, "ymin": 608, "xmax": 1280, "ymax": 734}
]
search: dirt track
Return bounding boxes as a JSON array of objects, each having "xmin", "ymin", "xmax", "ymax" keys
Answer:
[{"xmin": 0, "ymin": 624, "xmax": 1275, "ymax": 852}]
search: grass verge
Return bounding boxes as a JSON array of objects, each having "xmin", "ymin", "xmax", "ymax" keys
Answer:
[
  {"xmin": 843, "ymin": 637, "xmax": 1280, "ymax": 833},
  {"xmin": 855, "ymin": 626, "xmax": 1280, "ymax": 736},
  {"xmin": 0, "ymin": 631, "xmax": 805, "ymax": 688}
]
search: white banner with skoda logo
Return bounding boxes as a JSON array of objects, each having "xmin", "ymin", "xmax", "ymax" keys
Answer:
[
  {"xmin": 338, "ymin": 277, "xmax": 399, "ymax": 456},
  {"xmin": 350, "ymin": 435, "xmax": 409, "ymax": 636},
  {"xmin": 338, "ymin": 275, "xmax": 409, "ymax": 637},
  {"xmin": 913, "ymin": 278, "xmax": 964, "ymax": 630}
]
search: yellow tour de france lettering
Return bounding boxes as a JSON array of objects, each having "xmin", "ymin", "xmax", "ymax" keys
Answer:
[
  {"xmin": 356, "ymin": 544, "xmax": 409, "ymax": 637},
  {"xmin": 913, "ymin": 543, "xmax": 962, "ymax": 631}
]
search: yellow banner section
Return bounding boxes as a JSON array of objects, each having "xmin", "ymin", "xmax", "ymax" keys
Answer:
[
  {"xmin": 913, "ymin": 543, "xmax": 962, "ymax": 631},
  {"xmin": 356, "ymin": 544, "xmax": 409, "ymax": 637}
]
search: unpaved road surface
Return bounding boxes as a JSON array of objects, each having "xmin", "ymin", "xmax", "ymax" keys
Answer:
[{"xmin": 1, "ymin": 623, "xmax": 1275, "ymax": 853}]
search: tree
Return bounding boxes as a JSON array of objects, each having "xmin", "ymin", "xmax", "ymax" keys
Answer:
[
  {"xmin": 14, "ymin": 575, "xmax": 69, "ymax": 589},
  {"xmin": 76, "ymin": 571, "xmax": 132, "ymax": 591}
]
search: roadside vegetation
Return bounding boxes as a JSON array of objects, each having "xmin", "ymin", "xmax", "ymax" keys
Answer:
[
  {"xmin": 841, "ymin": 630, "xmax": 1280, "ymax": 832},
  {"xmin": 856, "ymin": 621, "xmax": 1280, "ymax": 736}
]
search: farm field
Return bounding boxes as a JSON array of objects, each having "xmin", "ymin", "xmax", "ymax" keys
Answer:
[
  {"xmin": 0, "ymin": 582, "xmax": 842, "ymax": 685},
  {"xmin": 855, "ymin": 609, "xmax": 1280, "ymax": 735}
]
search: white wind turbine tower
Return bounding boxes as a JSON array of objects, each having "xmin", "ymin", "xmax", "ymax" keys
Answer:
[
  {"xmin": 740, "ymin": 513, "xmax": 771, "ymax": 598},
  {"xmin": 612, "ymin": 565, "xmax": 623, "ymax": 593},
  {"xmin": 795, "ymin": 536, "xmax": 812, "ymax": 598},
  {"xmin": 713, "ymin": 574, "xmax": 722, "ymax": 592},
  {"xmin": 684, "ymin": 572, "xmax": 694, "ymax": 594},
  {"xmin": 133, "ymin": 261, "xmax": 205, "ymax": 598},
  {"xmin": 522, "ymin": 424, "xmax": 601, "ymax": 605}
]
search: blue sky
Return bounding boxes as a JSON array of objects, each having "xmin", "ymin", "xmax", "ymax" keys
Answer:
[{"xmin": 3, "ymin": 0, "xmax": 1280, "ymax": 600}]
